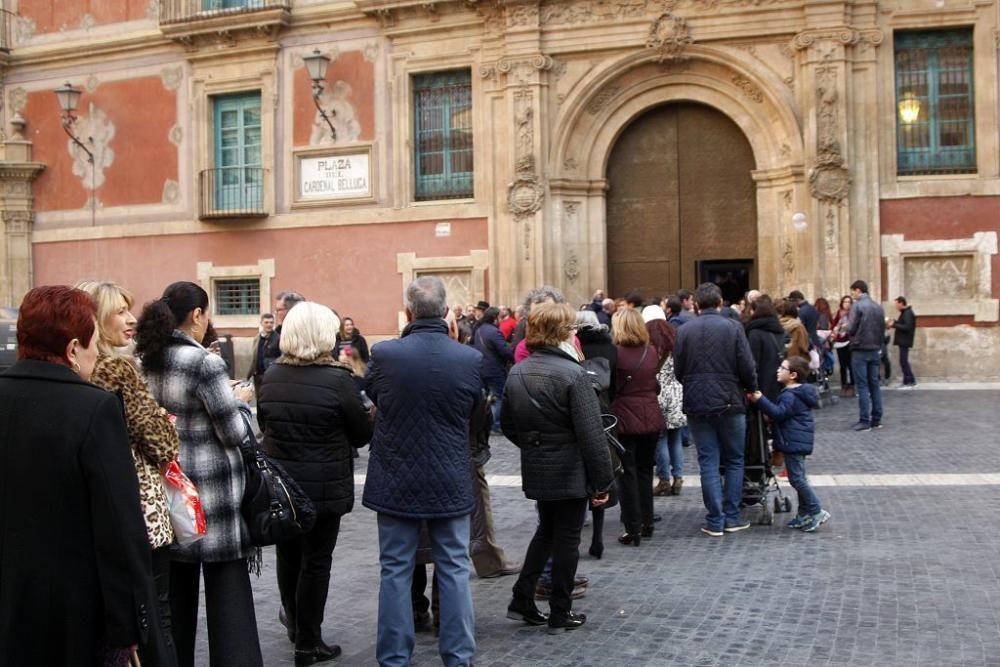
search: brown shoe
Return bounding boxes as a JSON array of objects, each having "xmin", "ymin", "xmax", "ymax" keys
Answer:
[
  {"xmin": 671, "ymin": 476, "xmax": 683, "ymax": 496},
  {"xmin": 653, "ymin": 479, "xmax": 672, "ymax": 496}
]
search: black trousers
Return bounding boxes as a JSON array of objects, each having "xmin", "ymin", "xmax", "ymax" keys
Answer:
[
  {"xmin": 512, "ymin": 497, "xmax": 588, "ymax": 616},
  {"xmin": 275, "ymin": 513, "xmax": 342, "ymax": 649},
  {"xmin": 170, "ymin": 559, "xmax": 262, "ymax": 667},
  {"xmin": 137, "ymin": 546, "xmax": 178, "ymax": 667},
  {"xmin": 618, "ymin": 433, "xmax": 658, "ymax": 534},
  {"xmin": 836, "ymin": 346, "xmax": 853, "ymax": 387},
  {"xmin": 411, "ymin": 563, "xmax": 440, "ymax": 629}
]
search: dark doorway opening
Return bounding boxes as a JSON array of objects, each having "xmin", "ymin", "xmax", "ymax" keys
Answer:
[{"xmin": 696, "ymin": 259, "xmax": 753, "ymax": 306}]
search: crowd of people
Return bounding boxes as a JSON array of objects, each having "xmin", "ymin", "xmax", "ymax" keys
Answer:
[{"xmin": 0, "ymin": 274, "xmax": 919, "ymax": 667}]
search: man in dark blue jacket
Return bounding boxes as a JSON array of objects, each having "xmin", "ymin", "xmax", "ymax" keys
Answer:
[
  {"xmin": 674, "ymin": 283, "xmax": 757, "ymax": 537},
  {"xmin": 846, "ymin": 280, "xmax": 887, "ymax": 431},
  {"xmin": 473, "ymin": 307, "xmax": 514, "ymax": 433},
  {"xmin": 363, "ymin": 276, "xmax": 483, "ymax": 667},
  {"xmin": 789, "ymin": 290, "xmax": 820, "ymax": 348}
]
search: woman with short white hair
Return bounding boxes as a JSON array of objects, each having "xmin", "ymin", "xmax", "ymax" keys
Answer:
[{"xmin": 257, "ymin": 301, "xmax": 373, "ymax": 666}]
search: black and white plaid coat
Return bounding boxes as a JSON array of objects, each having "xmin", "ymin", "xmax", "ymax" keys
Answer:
[{"xmin": 143, "ymin": 331, "xmax": 252, "ymax": 563}]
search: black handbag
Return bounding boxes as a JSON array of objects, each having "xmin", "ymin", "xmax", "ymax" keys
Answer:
[{"xmin": 238, "ymin": 410, "xmax": 316, "ymax": 546}]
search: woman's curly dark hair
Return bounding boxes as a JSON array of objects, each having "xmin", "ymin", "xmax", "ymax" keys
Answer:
[{"xmin": 135, "ymin": 281, "xmax": 208, "ymax": 372}]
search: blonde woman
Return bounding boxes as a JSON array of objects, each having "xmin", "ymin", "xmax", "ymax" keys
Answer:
[
  {"xmin": 610, "ymin": 308, "xmax": 666, "ymax": 546},
  {"xmin": 258, "ymin": 302, "xmax": 372, "ymax": 665},
  {"xmin": 77, "ymin": 280, "xmax": 181, "ymax": 667}
]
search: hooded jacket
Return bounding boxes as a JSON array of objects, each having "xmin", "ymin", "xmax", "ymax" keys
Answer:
[
  {"xmin": 755, "ymin": 383, "xmax": 820, "ymax": 455},
  {"xmin": 745, "ymin": 316, "xmax": 786, "ymax": 402},
  {"xmin": 780, "ymin": 316, "xmax": 810, "ymax": 362}
]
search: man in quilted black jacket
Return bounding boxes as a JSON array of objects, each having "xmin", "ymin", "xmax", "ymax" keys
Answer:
[
  {"xmin": 674, "ymin": 282, "xmax": 758, "ymax": 537},
  {"xmin": 363, "ymin": 276, "xmax": 483, "ymax": 667}
]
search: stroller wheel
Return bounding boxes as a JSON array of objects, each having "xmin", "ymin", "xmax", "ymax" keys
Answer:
[
  {"xmin": 773, "ymin": 497, "xmax": 782, "ymax": 514},
  {"xmin": 782, "ymin": 497, "xmax": 792, "ymax": 513}
]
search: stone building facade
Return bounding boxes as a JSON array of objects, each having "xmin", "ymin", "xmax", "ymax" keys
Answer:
[{"xmin": 0, "ymin": 0, "xmax": 997, "ymax": 379}]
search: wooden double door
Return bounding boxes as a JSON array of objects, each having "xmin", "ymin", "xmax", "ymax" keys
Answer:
[{"xmin": 606, "ymin": 102, "xmax": 758, "ymax": 300}]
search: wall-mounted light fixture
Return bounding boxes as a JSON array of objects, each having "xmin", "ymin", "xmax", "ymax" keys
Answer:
[
  {"xmin": 303, "ymin": 49, "xmax": 337, "ymax": 141},
  {"xmin": 55, "ymin": 81, "xmax": 96, "ymax": 226},
  {"xmin": 898, "ymin": 92, "xmax": 921, "ymax": 125},
  {"xmin": 54, "ymin": 82, "xmax": 94, "ymax": 163}
]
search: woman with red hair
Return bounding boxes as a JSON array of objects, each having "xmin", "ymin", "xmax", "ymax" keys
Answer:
[{"xmin": 0, "ymin": 286, "xmax": 156, "ymax": 667}]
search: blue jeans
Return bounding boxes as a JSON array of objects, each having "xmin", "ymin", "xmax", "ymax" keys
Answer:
[
  {"xmin": 656, "ymin": 428, "xmax": 684, "ymax": 481},
  {"xmin": 851, "ymin": 348, "xmax": 883, "ymax": 424},
  {"xmin": 485, "ymin": 375, "xmax": 506, "ymax": 432},
  {"xmin": 785, "ymin": 453, "xmax": 821, "ymax": 516},
  {"xmin": 689, "ymin": 414, "xmax": 746, "ymax": 531},
  {"xmin": 376, "ymin": 514, "xmax": 475, "ymax": 667}
]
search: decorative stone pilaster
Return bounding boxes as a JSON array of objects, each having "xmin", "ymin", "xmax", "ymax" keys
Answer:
[
  {"xmin": 0, "ymin": 130, "xmax": 46, "ymax": 307},
  {"xmin": 485, "ymin": 0, "xmax": 552, "ymax": 304},
  {"xmin": 793, "ymin": 25, "xmax": 882, "ymax": 299}
]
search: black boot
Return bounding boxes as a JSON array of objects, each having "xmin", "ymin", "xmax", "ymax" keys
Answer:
[
  {"xmin": 506, "ymin": 597, "xmax": 548, "ymax": 626},
  {"xmin": 547, "ymin": 611, "xmax": 586, "ymax": 635},
  {"xmin": 294, "ymin": 641, "xmax": 342, "ymax": 666}
]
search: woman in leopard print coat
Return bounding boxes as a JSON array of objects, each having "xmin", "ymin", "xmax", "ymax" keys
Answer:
[{"xmin": 78, "ymin": 280, "xmax": 180, "ymax": 667}]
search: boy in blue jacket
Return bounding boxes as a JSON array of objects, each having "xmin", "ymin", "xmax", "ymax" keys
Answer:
[{"xmin": 750, "ymin": 356, "xmax": 831, "ymax": 532}]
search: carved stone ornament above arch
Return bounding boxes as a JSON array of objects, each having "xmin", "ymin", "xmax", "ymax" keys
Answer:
[{"xmin": 551, "ymin": 46, "xmax": 804, "ymax": 181}]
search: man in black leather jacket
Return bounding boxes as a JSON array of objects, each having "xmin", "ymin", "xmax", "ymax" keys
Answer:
[{"xmin": 847, "ymin": 280, "xmax": 887, "ymax": 430}]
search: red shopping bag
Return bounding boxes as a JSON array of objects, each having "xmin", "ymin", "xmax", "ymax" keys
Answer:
[{"xmin": 161, "ymin": 461, "xmax": 207, "ymax": 546}]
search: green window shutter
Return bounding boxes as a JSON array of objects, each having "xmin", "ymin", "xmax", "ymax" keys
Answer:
[
  {"xmin": 895, "ymin": 29, "xmax": 976, "ymax": 175},
  {"xmin": 413, "ymin": 70, "xmax": 474, "ymax": 201},
  {"xmin": 214, "ymin": 278, "xmax": 261, "ymax": 315},
  {"xmin": 213, "ymin": 92, "xmax": 263, "ymax": 211}
]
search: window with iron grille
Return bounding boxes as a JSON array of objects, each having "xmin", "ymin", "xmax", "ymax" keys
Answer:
[
  {"xmin": 413, "ymin": 70, "xmax": 473, "ymax": 201},
  {"xmin": 895, "ymin": 29, "xmax": 975, "ymax": 176},
  {"xmin": 214, "ymin": 278, "xmax": 261, "ymax": 315}
]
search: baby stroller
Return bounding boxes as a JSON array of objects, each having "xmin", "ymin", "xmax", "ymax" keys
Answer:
[
  {"xmin": 742, "ymin": 407, "xmax": 792, "ymax": 525},
  {"xmin": 809, "ymin": 336, "xmax": 838, "ymax": 409}
]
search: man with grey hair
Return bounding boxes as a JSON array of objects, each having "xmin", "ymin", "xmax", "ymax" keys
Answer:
[
  {"xmin": 363, "ymin": 276, "xmax": 483, "ymax": 667},
  {"xmin": 274, "ymin": 290, "xmax": 306, "ymax": 327},
  {"xmin": 509, "ymin": 285, "xmax": 567, "ymax": 350}
]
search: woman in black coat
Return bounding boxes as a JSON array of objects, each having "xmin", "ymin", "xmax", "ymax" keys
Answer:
[
  {"xmin": 745, "ymin": 296, "xmax": 786, "ymax": 402},
  {"xmin": 257, "ymin": 302, "xmax": 373, "ymax": 666},
  {"xmin": 0, "ymin": 286, "xmax": 156, "ymax": 667},
  {"xmin": 333, "ymin": 316, "xmax": 370, "ymax": 363},
  {"xmin": 502, "ymin": 302, "xmax": 614, "ymax": 635},
  {"xmin": 575, "ymin": 309, "xmax": 618, "ymax": 558}
]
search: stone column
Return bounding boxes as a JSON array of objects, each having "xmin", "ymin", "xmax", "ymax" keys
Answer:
[
  {"xmin": 0, "ymin": 121, "xmax": 45, "ymax": 307},
  {"xmin": 483, "ymin": 0, "xmax": 552, "ymax": 307},
  {"xmin": 792, "ymin": 8, "xmax": 886, "ymax": 301}
]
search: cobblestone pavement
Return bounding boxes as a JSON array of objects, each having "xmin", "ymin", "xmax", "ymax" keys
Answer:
[{"xmin": 193, "ymin": 389, "xmax": 1000, "ymax": 666}]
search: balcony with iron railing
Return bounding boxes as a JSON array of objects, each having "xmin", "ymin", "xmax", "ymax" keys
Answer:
[
  {"xmin": 199, "ymin": 167, "xmax": 268, "ymax": 220},
  {"xmin": 159, "ymin": 0, "xmax": 290, "ymax": 41}
]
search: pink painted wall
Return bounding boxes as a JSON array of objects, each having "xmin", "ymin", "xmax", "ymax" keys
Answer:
[
  {"xmin": 880, "ymin": 195, "xmax": 1000, "ymax": 325},
  {"xmin": 33, "ymin": 218, "xmax": 489, "ymax": 336},
  {"xmin": 26, "ymin": 76, "xmax": 178, "ymax": 211},
  {"xmin": 293, "ymin": 50, "xmax": 376, "ymax": 146},
  {"xmin": 19, "ymin": 0, "xmax": 149, "ymax": 34}
]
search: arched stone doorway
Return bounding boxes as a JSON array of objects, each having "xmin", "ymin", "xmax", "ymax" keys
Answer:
[
  {"xmin": 544, "ymin": 48, "xmax": 810, "ymax": 310},
  {"xmin": 605, "ymin": 102, "xmax": 757, "ymax": 300}
]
